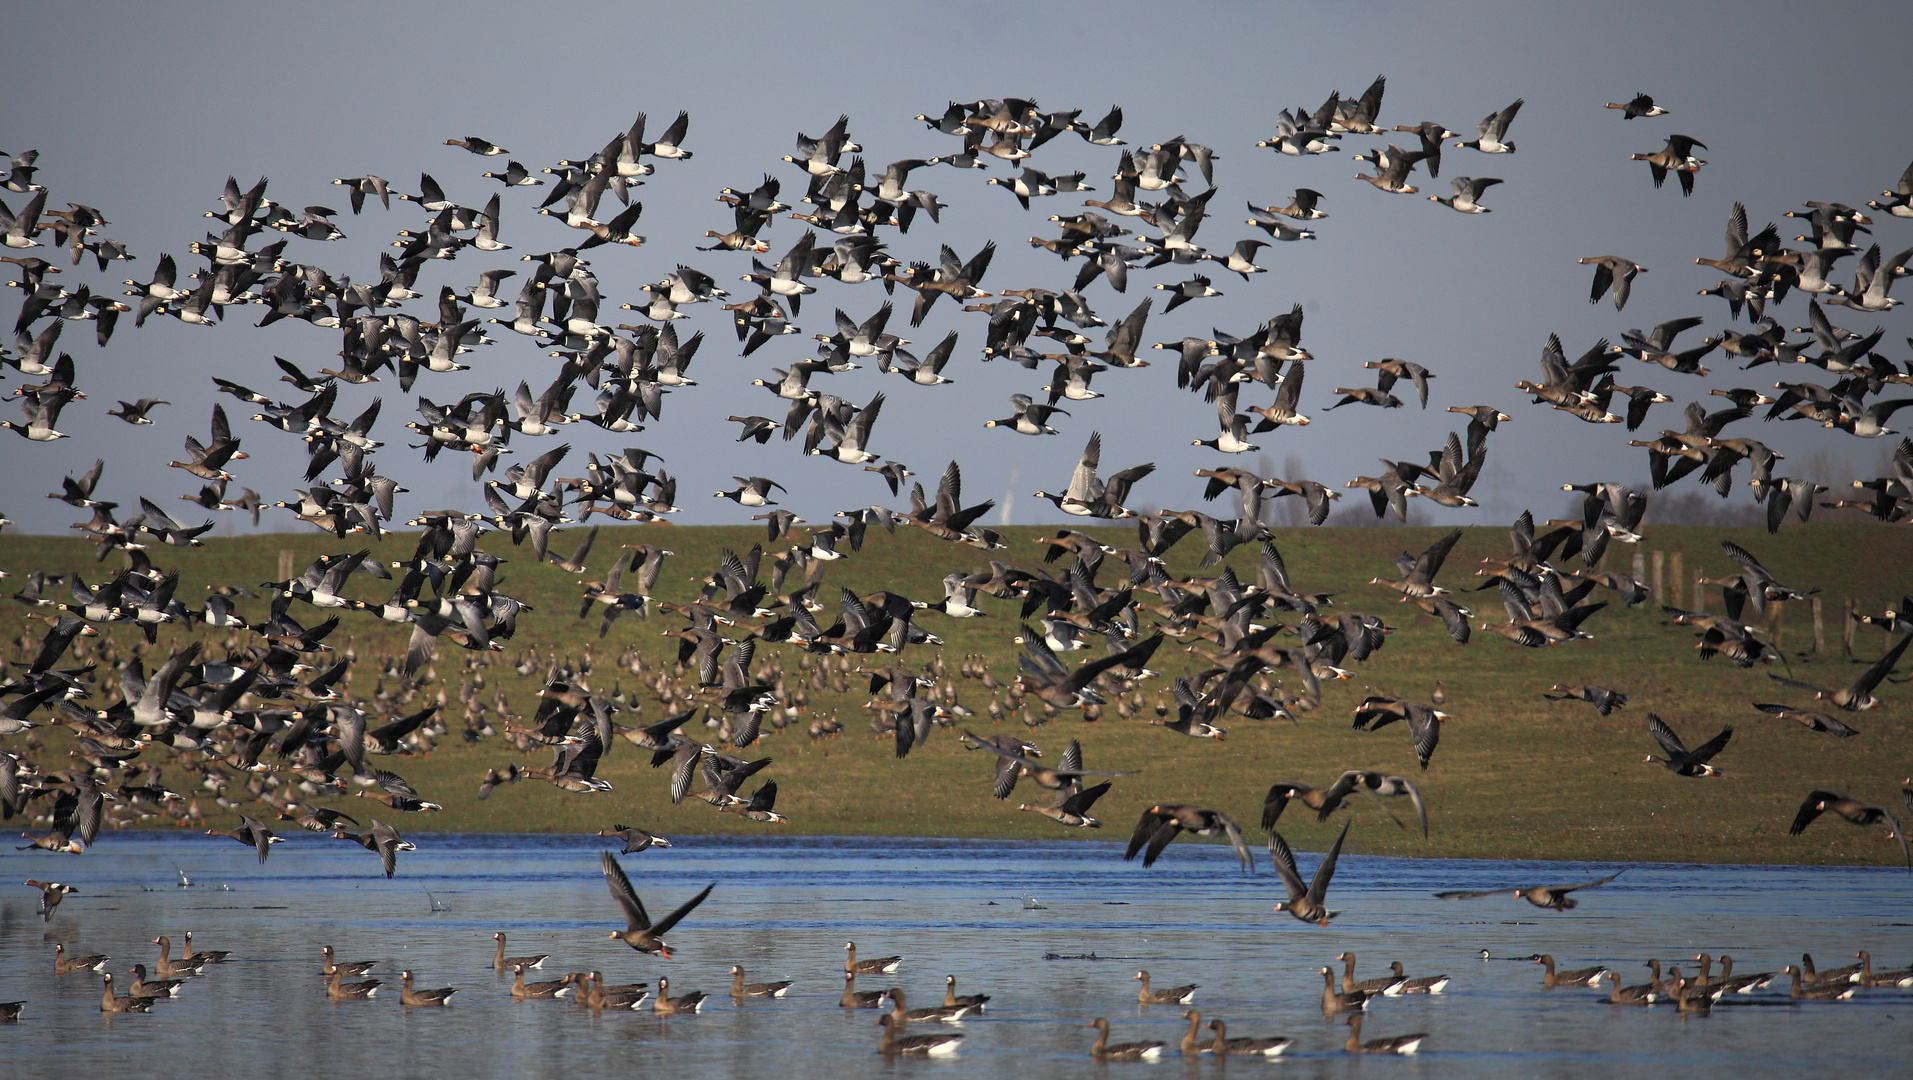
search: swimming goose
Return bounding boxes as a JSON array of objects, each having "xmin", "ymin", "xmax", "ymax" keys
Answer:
[
  {"xmin": 1176, "ymin": 1010, "xmax": 1213, "ymax": 1055},
  {"xmin": 1337, "ymin": 952, "xmax": 1406, "ymax": 995},
  {"xmin": 1134, "ymin": 970, "xmax": 1197, "ymax": 1004},
  {"xmin": 649, "ymin": 976, "xmax": 706, "ymax": 1016},
  {"xmin": 327, "ymin": 967, "xmax": 381, "ymax": 999},
  {"xmin": 845, "ymin": 942, "xmax": 903, "ymax": 974},
  {"xmin": 1206, "ymin": 1017, "xmax": 1291, "ymax": 1057},
  {"xmin": 1436, "ymin": 869, "xmax": 1623, "ymax": 909},
  {"xmin": 126, "ymin": 964, "xmax": 185, "ymax": 1000},
  {"xmin": 511, "ymin": 963, "xmax": 572, "ymax": 999},
  {"xmin": 883, "ymin": 986, "xmax": 973, "ymax": 1025},
  {"xmin": 841, "ymin": 972, "xmax": 886, "ymax": 1007},
  {"xmin": 1784, "ymin": 965, "xmax": 1857, "ymax": 1000},
  {"xmin": 1630, "ymin": 135, "xmax": 1708, "ymax": 196},
  {"xmin": 322, "ymin": 946, "xmax": 375, "ymax": 979},
  {"xmin": 1431, "ymin": 175, "xmax": 1501, "ymax": 212},
  {"xmin": 1788, "ymin": 789, "xmax": 1909, "ymax": 869},
  {"xmin": 940, "ymin": 975, "xmax": 989, "ymax": 1010},
  {"xmin": 1709, "ymin": 955, "xmax": 1776, "ymax": 994},
  {"xmin": 876, "ymin": 1014, "xmax": 963, "ymax": 1055},
  {"xmin": 1456, "ymin": 98, "xmax": 1523, "ymax": 153},
  {"xmin": 54, "ymin": 944, "xmax": 109, "ymax": 974},
  {"xmin": 1800, "ymin": 953, "xmax": 1864, "ymax": 986},
  {"xmin": 1382, "ymin": 961, "xmax": 1449, "ymax": 994},
  {"xmin": 400, "ymin": 970, "xmax": 458, "ymax": 1006},
  {"xmin": 1318, "ymin": 966, "xmax": 1372, "ymax": 1013},
  {"xmin": 730, "ymin": 966, "xmax": 792, "ymax": 999},
  {"xmin": 1536, "ymin": 955, "xmax": 1609, "ymax": 988},
  {"xmin": 1606, "ymin": 93, "xmax": 1670, "ymax": 119},
  {"xmin": 1344, "ymin": 1014, "xmax": 1425, "ymax": 1055},
  {"xmin": 1578, "ymin": 256, "xmax": 1646, "ymax": 311},
  {"xmin": 100, "ymin": 972, "xmax": 152, "ymax": 1013},
  {"xmin": 490, "ymin": 932, "xmax": 548, "ymax": 972},
  {"xmin": 180, "ymin": 934, "xmax": 230, "ymax": 965},
  {"xmin": 1088, "ymin": 1018, "xmax": 1165, "ymax": 1060},
  {"xmin": 1604, "ymin": 971, "xmax": 1653, "ymax": 1005}
]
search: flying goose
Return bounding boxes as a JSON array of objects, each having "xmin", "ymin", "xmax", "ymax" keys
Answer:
[
  {"xmin": 1456, "ymin": 98, "xmax": 1523, "ymax": 153},
  {"xmin": 1644, "ymin": 715, "xmax": 1731, "ymax": 776},
  {"xmin": 1752, "ymin": 702, "xmax": 1856, "ymax": 737},
  {"xmin": 601, "ymin": 852, "xmax": 713, "ymax": 956},
  {"xmin": 595, "ymin": 824, "xmax": 670, "ymax": 854},
  {"xmin": 1350, "ymin": 694, "xmax": 1446, "ymax": 771},
  {"xmin": 1788, "ymin": 789, "xmax": 1909, "ymax": 870},
  {"xmin": 1544, "ymin": 684, "xmax": 1629, "ymax": 715},
  {"xmin": 1270, "ymin": 823, "xmax": 1348, "ymax": 925},
  {"xmin": 1127, "ymin": 805, "xmax": 1252, "ymax": 871},
  {"xmin": 1430, "ymin": 175, "xmax": 1501, "ymax": 212},
  {"xmin": 1605, "ymin": 93, "xmax": 1670, "ymax": 118},
  {"xmin": 1578, "ymin": 255, "xmax": 1646, "ymax": 311},
  {"xmin": 1435, "ymin": 868, "xmax": 1623, "ymax": 909},
  {"xmin": 1630, "ymin": 134, "xmax": 1708, "ymax": 196},
  {"xmin": 984, "ymin": 392, "xmax": 1068, "ymax": 435}
]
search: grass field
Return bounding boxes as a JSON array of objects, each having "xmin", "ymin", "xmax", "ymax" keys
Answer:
[{"xmin": 4, "ymin": 519, "xmax": 1910, "ymax": 867}]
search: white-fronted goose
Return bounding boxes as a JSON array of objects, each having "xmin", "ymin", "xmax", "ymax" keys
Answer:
[
  {"xmin": 1127, "ymin": 805, "xmax": 1252, "ymax": 870},
  {"xmin": 1629, "ymin": 134, "xmax": 1708, "ymax": 196},
  {"xmin": 1604, "ymin": 971, "xmax": 1653, "ymax": 1005},
  {"xmin": 1134, "ymin": 970, "xmax": 1197, "ymax": 1004},
  {"xmin": 730, "ymin": 965, "xmax": 792, "ymax": 999},
  {"xmin": 1535, "ymin": 955, "xmax": 1608, "ymax": 988},
  {"xmin": 1709, "ymin": 955, "xmax": 1775, "ymax": 994},
  {"xmin": 1644, "ymin": 715, "xmax": 1731, "ymax": 777},
  {"xmin": 596, "ymin": 825, "xmax": 671, "ymax": 854},
  {"xmin": 1784, "ymin": 965, "xmax": 1857, "ymax": 1000},
  {"xmin": 0, "ymin": 1001, "xmax": 20, "ymax": 1022},
  {"xmin": 1270, "ymin": 824, "xmax": 1349, "ymax": 926},
  {"xmin": 1545, "ymin": 684, "xmax": 1628, "ymax": 715},
  {"xmin": 1350, "ymin": 694, "xmax": 1446, "ymax": 771},
  {"xmin": 1788, "ymin": 790, "xmax": 1910, "ymax": 869},
  {"xmin": 876, "ymin": 1013, "xmax": 964, "ymax": 1055},
  {"xmin": 327, "ymin": 967, "xmax": 381, "ymax": 999},
  {"xmin": 1857, "ymin": 951, "xmax": 1913, "ymax": 988},
  {"xmin": 1319, "ymin": 966, "xmax": 1372, "ymax": 1013},
  {"xmin": 1800, "ymin": 953, "xmax": 1862, "ymax": 985},
  {"xmin": 1384, "ymin": 961, "xmax": 1449, "ymax": 994},
  {"xmin": 322, "ymin": 946, "xmax": 375, "ymax": 979},
  {"xmin": 602, "ymin": 853, "xmax": 714, "ymax": 957},
  {"xmin": 180, "ymin": 933, "xmax": 229, "ymax": 965},
  {"xmin": 1344, "ymin": 1014, "xmax": 1425, "ymax": 1055},
  {"xmin": 1207, "ymin": 1017, "xmax": 1291, "ymax": 1056},
  {"xmin": 54, "ymin": 943, "xmax": 108, "ymax": 974},
  {"xmin": 25, "ymin": 879, "xmax": 74, "ymax": 920},
  {"xmin": 844, "ymin": 941, "xmax": 902, "ymax": 974},
  {"xmin": 652, "ymin": 975, "xmax": 707, "ymax": 1014},
  {"xmin": 582, "ymin": 971, "xmax": 650, "ymax": 1009},
  {"xmin": 1606, "ymin": 93, "xmax": 1670, "ymax": 119},
  {"xmin": 1336, "ymin": 952, "xmax": 1405, "ymax": 995},
  {"xmin": 400, "ymin": 971, "xmax": 457, "ymax": 1006},
  {"xmin": 841, "ymin": 972, "xmax": 885, "ymax": 1008},
  {"xmin": 1435, "ymin": 869, "xmax": 1623, "ymax": 910},
  {"xmin": 1768, "ymin": 632, "xmax": 1910, "ymax": 712},
  {"xmin": 1178, "ymin": 1010, "xmax": 1212, "ymax": 1055},
  {"xmin": 942, "ymin": 975, "xmax": 989, "ymax": 1010},
  {"xmin": 512, "ymin": 963, "xmax": 572, "ymax": 1000},
  {"xmin": 884, "ymin": 987, "xmax": 973, "ymax": 1024},
  {"xmin": 100, "ymin": 972, "xmax": 152, "ymax": 1013},
  {"xmin": 126, "ymin": 964, "xmax": 185, "ymax": 999},
  {"xmin": 1088, "ymin": 1018, "xmax": 1165, "ymax": 1060},
  {"xmin": 1578, "ymin": 255, "xmax": 1646, "ymax": 311},
  {"xmin": 149, "ymin": 937, "xmax": 204, "ymax": 979}
]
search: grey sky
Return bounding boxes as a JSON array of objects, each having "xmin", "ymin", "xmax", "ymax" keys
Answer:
[{"xmin": 4, "ymin": 0, "xmax": 1908, "ymax": 536}]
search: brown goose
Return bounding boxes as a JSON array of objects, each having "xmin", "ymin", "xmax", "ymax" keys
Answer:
[
  {"xmin": 1800, "ymin": 953, "xmax": 1862, "ymax": 985},
  {"xmin": 841, "ymin": 972, "xmax": 885, "ymax": 1008},
  {"xmin": 1710, "ymin": 955, "xmax": 1776, "ymax": 994},
  {"xmin": 1435, "ymin": 869, "xmax": 1623, "ymax": 910},
  {"xmin": 322, "ymin": 945, "xmax": 376, "ymax": 978},
  {"xmin": 1336, "ymin": 952, "xmax": 1405, "ymax": 995},
  {"xmin": 876, "ymin": 1013, "xmax": 964, "ymax": 1055},
  {"xmin": 181, "ymin": 933, "xmax": 230, "ymax": 965},
  {"xmin": 327, "ymin": 967, "xmax": 381, "ymax": 999},
  {"xmin": 1319, "ymin": 966, "xmax": 1372, "ymax": 1014},
  {"xmin": 1344, "ymin": 1014, "xmax": 1426, "ymax": 1055},
  {"xmin": 1088, "ymin": 1017, "xmax": 1166, "ymax": 1060},
  {"xmin": 729, "ymin": 965, "xmax": 792, "ymax": 999},
  {"xmin": 399, "ymin": 971, "xmax": 458, "ymax": 1006},
  {"xmin": 1271, "ymin": 823, "xmax": 1349, "ymax": 926},
  {"xmin": 511, "ymin": 963, "xmax": 573, "ymax": 1000},
  {"xmin": 1207, "ymin": 1017, "xmax": 1291, "ymax": 1057},
  {"xmin": 652, "ymin": 975, "xmax": 707, "ymax": 1014},
  {"xmin": 1604, "ymin": 972, "xmax": 1654, "ymax": 1005},
  {"xmin": 844, "ymin": 941, "xmax": 903, "ymax": 974},
  {"xmin": 126, "ymin": 964, "xmax": 185, "ymax": 999},
  {"xmin": 1535, "ymin": 955, "xmax": 1608, "ymax": 988},
  {"xmin": 1262, "ymin": 773, "xmax": 1366, "ymax": 828},
  {"xmin": 1383, "ymin": 961, "xmax": 1450, "ymax": 994},
  {"xmin": 0, "ymin": 1001, "xmax": 21, "ymax": 1022},
  {"xmin": 100, "ymin": 973, "xmax": 152, "ymax": 1013},
  {"xmin": 55, "ymin": 943, "xmax": 109, "ymax": 974},
  {"xmin": 1788, "ymin": 790, "xmax": 1910, "ymax": 870},
  {"xmin": 1178, "ymin": 1010, "xmax": 1213, "ymax": 1055},
  {"xmin": 491, "ymin": 932, "xmax": 549, "ymax": 972},
  {"xmin": 1857, "ymin": 951, "xmax": 1913, "ymax": 988},
  {"xmin": 601, "ymin": 851, "xmax": 715, "ymax": 957},
  {"xmin": 1784, "ymin": 965, "xmax": 1857, "ymax": 1000},
  {"xmin": 1769, "ymin": 633, "xmax": 1910, "ymax": 712},
  {"xmin": 24, "ymin": 879, "xmax": 75, "ymax": 921},
  {"xmin": 1134, "ymin": 970, "xmax": 1197, "ymax": 1004},
  {"xmin": 149, "ymin": 936, "xmax": 204, "ymax": 979},
  {"xmin": 885, "ymin": 986, "xmax": 973, "ymax": 1024},
  {"xmin": 584, "ymin": 971, "xmax": 651, "ymax": 1009},
  {"xmin": 942, "ymin": 975, "xmax": 989, "ymax": 1010},
  {"xmin": 1126, "ymin": 805, "xmax": 1252, "ymax": 871}
]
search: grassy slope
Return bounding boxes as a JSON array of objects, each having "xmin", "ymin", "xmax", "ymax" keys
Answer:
[{"xmin": 3, "ymin": 520, "xmax": 1909, "ymax": 866}]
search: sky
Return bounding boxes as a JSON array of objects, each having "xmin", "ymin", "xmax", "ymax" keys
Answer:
[{"xmin": 3, "ymin": 0, "xmax": 1909, "ymax": 537}]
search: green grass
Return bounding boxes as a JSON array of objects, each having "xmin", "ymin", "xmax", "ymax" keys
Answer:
[{"xmin": 4, "ymin": 520, "xmax": 1910, "ymax": 867}]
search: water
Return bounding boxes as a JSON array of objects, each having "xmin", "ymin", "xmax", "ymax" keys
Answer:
[{"xmin": 4, "ymin": 834, "xmax": 1909, "ymax": 1077}]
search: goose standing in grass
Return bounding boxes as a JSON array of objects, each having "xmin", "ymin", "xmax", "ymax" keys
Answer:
[{"xmin": 1270, "ymin": 824, "xmax": 1348, "ymax": 925}]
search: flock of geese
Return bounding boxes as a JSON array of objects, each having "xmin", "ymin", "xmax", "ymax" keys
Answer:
[{"xmin": 3, "ymin": 78, "xmax": 1912, "ymax": 1050}]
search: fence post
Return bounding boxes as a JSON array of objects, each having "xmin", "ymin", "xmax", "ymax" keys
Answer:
[
  {"xmin": 1842, "ymin": 598, "xmax": 1856, "ymax": 658},
  {"xmin": 1652, "ymin": 551, "xmax": 1664, "ymax": 601},
  {"xmin": 1632, "ymin": 550, "xmax": 1646, "ymax": 586},
  {"xmin": 1669, "ymin": 552, "xmax": 1684, "ymax": 609},
  {"xmin": 278, "ymin": 549, "xmax": 294, "ymax": 583},
  {"xmin": 1692, "ymin": 574, "xmax": 1704, "ymax": 614},
  {"xmin": 1811, "ymin": 596, "xmax": 1824, "ymax": 654},
  {"xmin": 1769, "ymin": 600, "xmax": 1784, "ymax": 650}
]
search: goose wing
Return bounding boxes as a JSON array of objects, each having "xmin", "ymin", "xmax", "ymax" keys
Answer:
[
  {"xmin": 601, "ymin": 850, "xmax": 653, "ymax": 931},
  {"xmin": 646, "ymin": 881, "xmax": 716, "ymax": 938},
  {"xmin": 1306, "ymin": 821, "xmax": 1350, "ymax": 905}
]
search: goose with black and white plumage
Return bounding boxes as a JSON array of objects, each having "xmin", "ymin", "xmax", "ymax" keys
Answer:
[
  {"xmin": 985, "ymin": 393, "xmax": 1068, "ymax": 435},
  {"xmin": 1456, "ymin": 98, "xmax": 1523, "ymax": 153},
  {"xmin": 1605, "ymin": 93, "xmax": 1670, "ymax": 118},
  {"xmin": 1430, "ymin": 176, "xmax": 1501, "ymax": 213},
  {"xmin": 1630, "ymin": 134, "xmax": 1708, "ymax": 197}
]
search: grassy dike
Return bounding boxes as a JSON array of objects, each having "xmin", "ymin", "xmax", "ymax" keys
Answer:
[{"xmin": 3, "ymin": 521, "xmax": 1909, "ymax": 866}]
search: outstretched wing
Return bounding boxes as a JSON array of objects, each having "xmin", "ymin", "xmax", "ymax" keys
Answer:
[
  {"xmin": 601, "ymin": 851, "xmax": 654, "ymax": 931},
  {"xmin": 646, "ymin": 881, "xmax": 716, "ymax": 938},
  {"xmin": 1646, "ymin": 714, "xmax": 1689, "ymax": 758},
  {"xmin": 1307, "ymin": 821, "xmax": 1351, "ymax": 905},
  {"xmin": 1266, "ymin": 829, "xmax": 1306, "ymax": 901}
]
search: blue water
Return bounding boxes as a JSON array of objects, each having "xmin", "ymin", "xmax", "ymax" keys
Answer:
[{"xmin": 4, "ymin": 834, "xmax": 1909, "ymax": 1077}]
